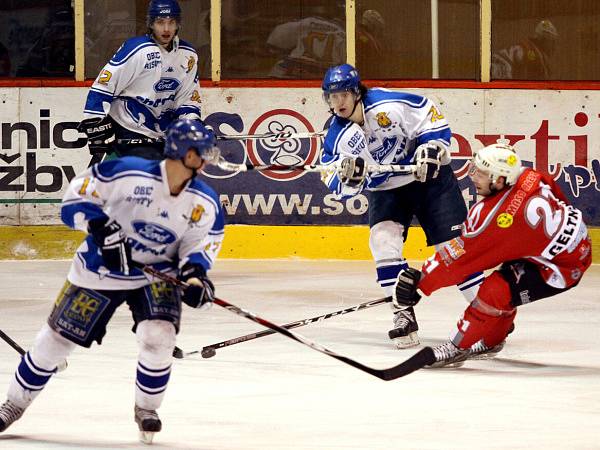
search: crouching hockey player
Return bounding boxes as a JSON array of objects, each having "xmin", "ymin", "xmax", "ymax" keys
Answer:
[
  {"xmin": 319, "ymin": 64, "xmax": 484, "ymax": 349},
  {"xmin": 0, "ymin": 120, "xmax": 224, "ymax": 444},
  {"xmin": 393, "ymin": 143, "xmax": 592, "ymax": 368},
  {"xmin": 79, "ymin": 0, "xmax": 203, "ymax": 161}
]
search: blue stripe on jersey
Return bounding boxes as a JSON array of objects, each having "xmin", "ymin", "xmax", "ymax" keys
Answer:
[
  {"xmin": 92, "ymin": 157, "xmax": 162, "ymax": 183},
  {"xmin": 363, "ymin": 89, "xmax": 427, "ymax": 114},
  {"xmin": 109, "ymin": 36, "xmax": 156, "ymax": 66},
  {"xmin": 61, "ymin": 202, "xmax": 106, "ymax": 228},
  {"xmin": 322, "ymin": 118, "xmax": 353, "ymax": 163},
  {"xmin": 178, "ymin": 40, "xmax": 198, "ymax": 54},
  {"xmin": 415, "ymin": 128, "xmax": 452, "ymax": 147},
  {"xmin": 174, "ymin": 105, "xmax": 201, "ymax": 117},
  {"xmin": 84, "ymin": 89, "xmax": 114, "ymax": 115}
]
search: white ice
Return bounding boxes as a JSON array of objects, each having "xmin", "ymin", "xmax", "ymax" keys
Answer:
[{"xmin": 0, "ymin": 260, "xmax": 599, "ymax": 449}]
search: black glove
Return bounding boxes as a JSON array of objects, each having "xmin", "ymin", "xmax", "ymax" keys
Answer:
[
  {"xmin": 88, "ymin": 217, "xmax": 132, "ymax": 275},
  {"xmin": 179, "ymin": 264, "xmax": 215, "ymax": 310},
  {"xmin": 78, "ymin": 117, "xmax": 115, "ymax": 156},
  {"xmin": 338, "ymin": 156, "xmax": 367, "ymax": 187},
  {"xmin": 414, "ymin": 143, "xmax": 445, "ymax": 182},
  {"xmin": 393, "ymin": 268, "xmax": 423, "ymax": 308}
]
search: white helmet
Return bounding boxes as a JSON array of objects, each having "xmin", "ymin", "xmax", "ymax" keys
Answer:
[{"xmin": 473, "ymin": 143, "xmax": 522, "ymax": 186}]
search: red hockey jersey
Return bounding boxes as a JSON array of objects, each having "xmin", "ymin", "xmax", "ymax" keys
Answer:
[{"xmin": 419, "ymin": 168, "xmax": 592, "ymax": 295}]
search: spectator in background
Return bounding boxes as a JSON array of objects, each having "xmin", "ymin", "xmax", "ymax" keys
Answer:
[
  {"xmin": 266, "ymin": 4, "xmax": 346, "ymax": 78},
  {"xmin": 356, "ymin": 9, "xmax": 386, "ymax": 78},
  {"xmin": 492, "ymin": 19, "xmax": 559, "ymax": 80}
]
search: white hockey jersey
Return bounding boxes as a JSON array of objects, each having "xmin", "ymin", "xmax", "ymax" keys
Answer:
[
  {"xmin": 321, "ymin": 88, "xmax": 452, "ymax": 198},
  {"xmin": 61, "ymin": 157, "xmax": 224, "ymax": 290},
  {"xmin": 267, "ymin": 16, "xmax": 346, "ymax": 78},
  {"xmin": 83, "ymin": 35, "xmax": 202, "ymax": 139}
]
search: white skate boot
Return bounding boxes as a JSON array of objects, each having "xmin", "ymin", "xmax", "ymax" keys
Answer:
[
  {"xmin": 134, "ymin": 405, "xmax": 162, "ymax": 444},
  {"xmin": 469, "ymin": 339, "xmax": 506, "ymax": 360},
  {"xmin": 0, "ymin": 400, "xmax": 25, "ymax": 432},
  {"xmin": 427, "ymin": 341, "xmax": 469, "ymax": 368},
  {"xmin": 388, "ymin": 306, "xmax": 419, "ymax": 348}
]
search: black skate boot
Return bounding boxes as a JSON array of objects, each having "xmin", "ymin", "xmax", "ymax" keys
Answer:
[
  {"xmin": 427, "ymin": 341, "xmax": 469, "ymax": 368},
  {"xmin": 388, "ymin": 306, "xmax": 419, "ymax": 348},
  {"xmin": 0, "ymin": 400, "xmax": 25, "ymax": 432},
  {"xmin": 134, "ymin": 405, "xmax": 162, "ymax": 444}
]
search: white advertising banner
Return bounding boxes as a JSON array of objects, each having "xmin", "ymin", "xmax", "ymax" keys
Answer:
[{"xmin": 0, "ymin": 87, "xmax": 598, "ymax": 225}]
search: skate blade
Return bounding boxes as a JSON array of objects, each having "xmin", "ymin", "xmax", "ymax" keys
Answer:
[
  {"xmin": 424, "ymin": 360, "xmax": 466, "ymax": 369},
  {"xmin": 139, "ymin": 431, "xmax": 155, "ymax": 444},
  {"xmin": 391, "ymin": 332, "xmax": 420, "ymax": 349}
]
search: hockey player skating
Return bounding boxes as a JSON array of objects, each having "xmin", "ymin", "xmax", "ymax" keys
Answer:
[
  {"xmin": 0, "ymin": 119, "xmax": 224, "ymax": 444},
  {"xmin": 320, "ymin": 64, "xmax": 483, "ymax": 349},
  {"xmin": 393, "ymin": 143, "xmax": 592, "ymax": 368},
  {"xmin": 79, "ymin": 0, "xmax": 203, "ymax": 161}
]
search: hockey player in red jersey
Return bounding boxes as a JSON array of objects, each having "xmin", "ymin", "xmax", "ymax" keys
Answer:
[{"xmin": 393, "ymin": 143, "xmax": 592, "ymax": 368}]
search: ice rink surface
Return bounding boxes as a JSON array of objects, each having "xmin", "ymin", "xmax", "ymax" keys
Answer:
[{"xmin": 0, "ymin": 259, "xmax": 599, "ymax": 450}]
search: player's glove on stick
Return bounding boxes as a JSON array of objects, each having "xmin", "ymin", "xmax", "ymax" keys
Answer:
[
  {"xmin": 88, "ymin": 217, "xmax": 133, "ymax": 275},
  {"xmin": 338, "ymin": 156, "xmax": 367, "ymax": 187},
  {"xmin": 179, "ymin": 264, "xmax": 215, "ymax": 311},
  {"xmin": 414, "ymin": 143, "xmax": 445, "ymax": 182},
  {"xmin": 78, "ymin": 117, "xmax": 115, "ymax": 156},
  {"xmin": 393, "ymin": 268, "xmax": 423, "ymax": 309}
]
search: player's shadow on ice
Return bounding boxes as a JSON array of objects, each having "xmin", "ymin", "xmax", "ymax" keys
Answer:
[{"xmin": 0, "ymin": 433, "xmax": 198, "ymax": 449}]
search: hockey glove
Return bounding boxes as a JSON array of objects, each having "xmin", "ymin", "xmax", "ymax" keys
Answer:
[
  {"xmin": 88, "ymin": 217, "xmax": 133, "ymax": 275},
  {"xmin": 414, "ymin": 143, "xmax": 445, "ymax": 182},
  {"xmin": 338, "ymin": 156, "xmax": 367, "ymax": 187},
  {"xmin": 179, "ymin": 264, "xmax": 215, "ymax": 310},
  {"xmin": 392, "ymin": 268, "xmax": 423, "ymax": 309},
  {"xmin": 78, "ymin": 117, "xmax": 115, "ymax": 156}
]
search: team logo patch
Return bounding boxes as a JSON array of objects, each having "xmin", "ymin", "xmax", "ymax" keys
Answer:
[
  {"xmin": 190, "ymin": 204, "xmax": 205, "ymax": 223},
  {"xmin": 191, "ymin": 90, "xmax": 201, "ymax": 103},
  {"xmin": 132, "ymin": 221, "xmax": 177, "ymax": 244},
  {"xmin": 497, "ymin": 213, "xmax": 513, "ymax": 228},
  {"xmin": 154, "ymin": 78, "xmax": 180, "ymax": 92},
  {"xmin": 376, "ymin": 112, "xmax": 392, "ymax": 128},
  {"xmin": 506, "ymin": 154, "xmax": 518, "ymax": 166},
  {"xmin": 185, "ymin": 56, "xmax": 195, "ymax": 73}
]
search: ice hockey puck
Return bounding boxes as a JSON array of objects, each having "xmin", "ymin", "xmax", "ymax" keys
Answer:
[{"xmin": 201, "ymin": 348, "xmax": 216, "ymax": 358}]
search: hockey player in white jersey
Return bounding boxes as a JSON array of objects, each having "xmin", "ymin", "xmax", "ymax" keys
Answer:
[
  {"xmin": 320, "ymin": 64, "xmax": 484, "ymax": 349},
  {"xmin": 79, "ymin": 0, "xmax": 203, "ymax": 161},
  {"xmin": 0, "ymin": 119, "xmax": 224, "ymax": 444}
]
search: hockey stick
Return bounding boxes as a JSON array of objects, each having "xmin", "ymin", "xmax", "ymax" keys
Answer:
[
  {"xmin": 0, "ymin": 328, "xmax": 25, "ymax": 356},
  {"xmin": 216, "ymin": 130, "xmax": 326, "ymax": 141},
  {"xmin": 116, "ymin": 131, "xmax": 324, "ymax": 146},
  {"xmin": 0, "ymin": 327, "xmax": 68, "ymax": 372},
  {"xmin": 138, "ymin": 264, "xmax": 434, "ymax": 380},
  {"xmin": 173, "ymin": 296, "xmax": 392, "ymax": 359},
  {"xmin": 215, "ymin": 158, "xmax": 416, "ymax": 174}
]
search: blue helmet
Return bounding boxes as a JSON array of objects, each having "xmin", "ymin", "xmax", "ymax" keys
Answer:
[
  {"xmin": 164, "ymin": 119, "xmax": 217, "ymax": 161},
  {"xmin": 321, "ymin": 64, "xmax": 361, "ymax": 97},
  {"xmin": 147, "ymin": 0, "xmax": 182, "ymax": 23}
]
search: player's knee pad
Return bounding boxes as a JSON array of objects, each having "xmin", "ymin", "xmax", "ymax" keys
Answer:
[
  {"xmin": 29, "ymin": 323, "xmax": 76, "ymax": 370},
  {"xmin": 136, "ymin": 320, "xmax": 176, "ymax": 363},
  {"xmin": 369, "ymin": 221, "xmax": 404, "ymax": 261},
  {"xmin": 477, "ymin": 272, "xmax": 514, "ymax": 312}
]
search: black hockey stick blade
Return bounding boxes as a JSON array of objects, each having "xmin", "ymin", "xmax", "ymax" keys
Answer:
[
  {"xmin": 213, "ymin": 297, "xmax": 435, "ymax": 381},
  {"xmin": 173, "ymin": 296, "xmax": 391, "ymax": 359}
]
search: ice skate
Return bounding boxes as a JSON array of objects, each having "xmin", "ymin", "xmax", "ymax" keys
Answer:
[
  {"xmin": 0, "ymin": 400, "xmax": 25, "ymax": 432},
  {"xmin": 427, "ymin": 341, "xmax": 469, "ymax": 368},
  {"xmin": 469, "ymin": 339, "xmax": 505, "ymax": 360},
  {"xmin": 388, "ymin": 307, "xmax": 419, "ymax": 348},
  {"xmin": 135, "ymin": 405, "xmax": 162, "ymax": 444}
]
